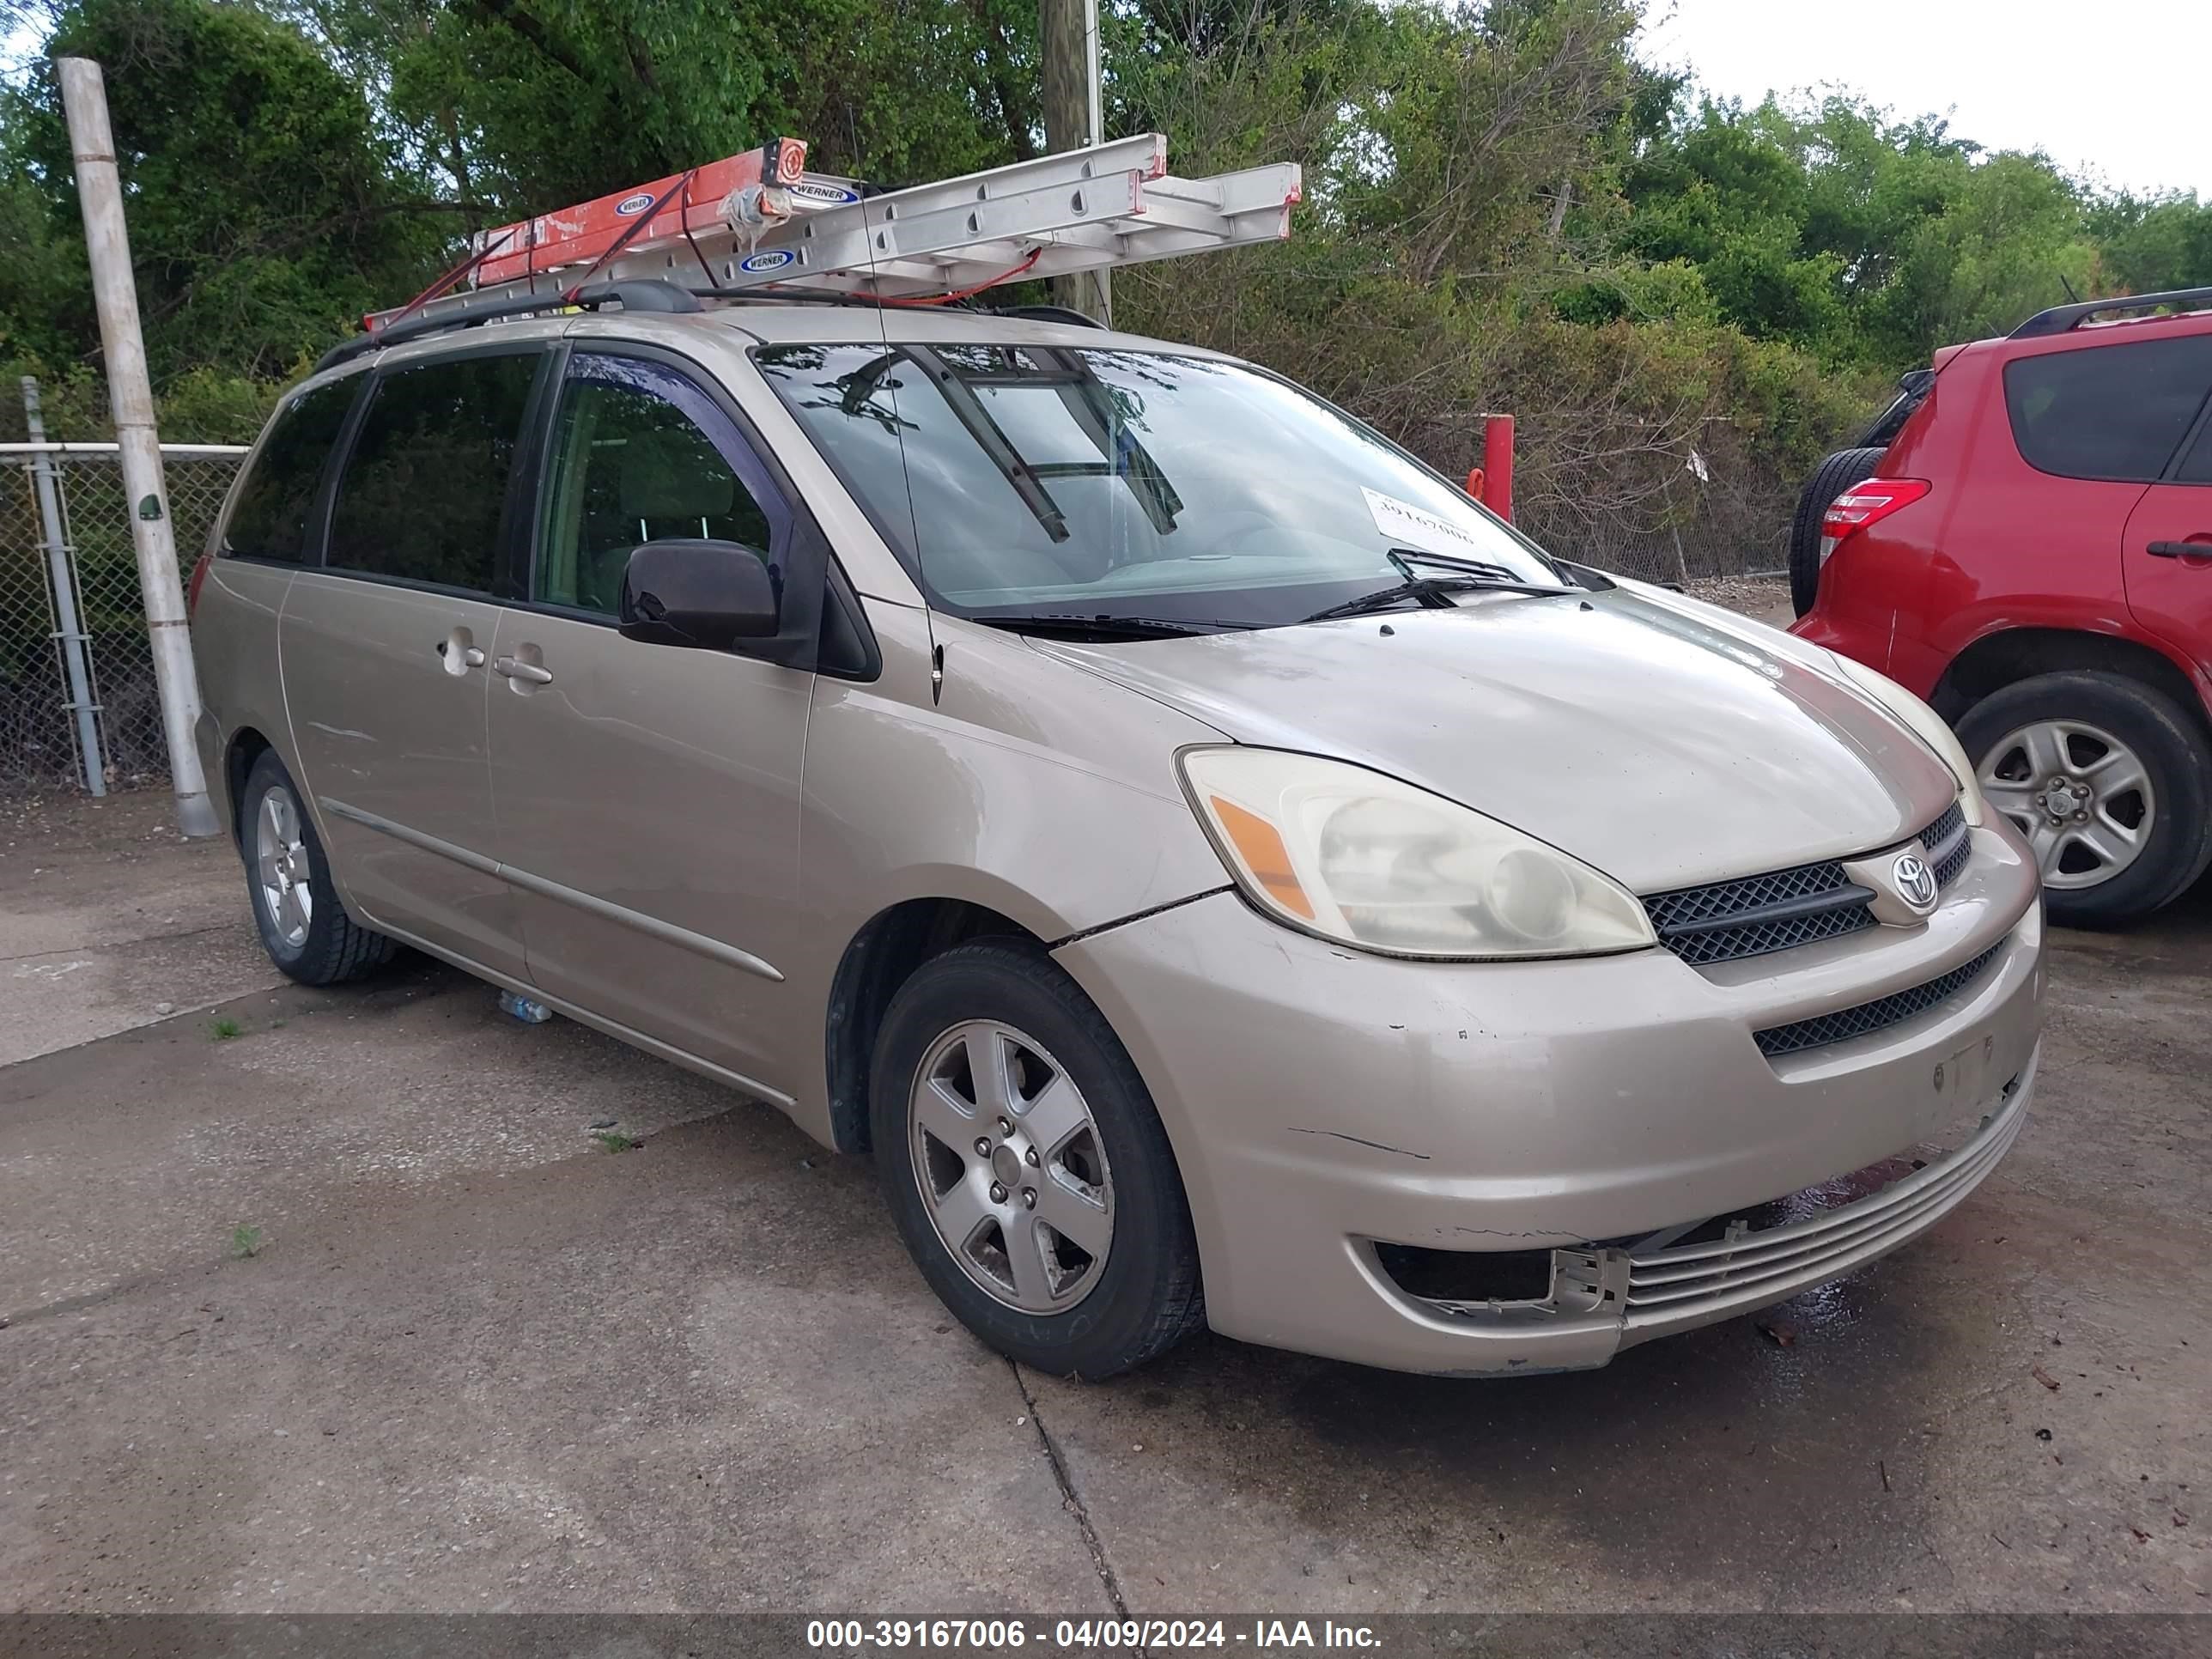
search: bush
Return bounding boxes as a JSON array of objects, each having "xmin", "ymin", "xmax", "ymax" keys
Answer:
[{"xmin": 0, "ymin": 354, "xmax": 277, "ymax": 445}]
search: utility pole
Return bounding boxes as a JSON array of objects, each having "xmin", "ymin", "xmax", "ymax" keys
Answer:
[
  {"xmin": 57, "ymin": 57, "xmax": 217, "ymax": 837},
  {"xmin": 1040, "ymin": 0, "xmax": 1109, "ymax": 324}
]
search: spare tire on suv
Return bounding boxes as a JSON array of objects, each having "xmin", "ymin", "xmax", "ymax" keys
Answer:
[{"xmin": 1787, "ymin": 447, "xmax": 1887, "ymax": 617}]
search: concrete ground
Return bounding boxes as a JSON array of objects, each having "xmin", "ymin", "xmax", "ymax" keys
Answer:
[{"xmin": 0, "ymin": 787, "xmax": 2207, "ymax": 1619}]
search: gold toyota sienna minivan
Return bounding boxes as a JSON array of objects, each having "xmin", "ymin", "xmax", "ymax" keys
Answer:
[{"xmin": 189, "ymin": 298, "xmax": 2045, "ymax": 1378}]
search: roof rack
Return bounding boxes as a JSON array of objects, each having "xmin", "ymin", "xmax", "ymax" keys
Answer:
[
  {"xmin": 989, "ymin": 302, "xmax": 1108, "ymax": 328},
  {"xmin": 316, "ymin": 281, "xmax": 701, "ymax": 373},
  {"xmin": 345, "ymin": 134, "xmax": 1299, "ymax": 349},
  {"xmin": 2010, "ymin": 286, "xmax": 2212, "ymax": 338}
]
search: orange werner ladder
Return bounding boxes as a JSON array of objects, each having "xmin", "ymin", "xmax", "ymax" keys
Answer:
[{"xmin": 365, "ymin": 135, "xmax": 1301, "ymax": 338}]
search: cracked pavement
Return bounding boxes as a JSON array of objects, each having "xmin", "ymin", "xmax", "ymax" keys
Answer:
[{"xmin": 0, "ymin": 789, "xmax": 2207, "ymax": 1614}]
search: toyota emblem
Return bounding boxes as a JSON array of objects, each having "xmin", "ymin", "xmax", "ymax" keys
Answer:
[{"xmin": 1892, "ymin": 851, "xmax": 1939, "ymax": 913}]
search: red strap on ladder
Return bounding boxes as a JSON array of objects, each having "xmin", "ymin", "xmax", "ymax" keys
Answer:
[{"xmin": 369, "ymin": 228, "xmax": 516, "ymax": 335}]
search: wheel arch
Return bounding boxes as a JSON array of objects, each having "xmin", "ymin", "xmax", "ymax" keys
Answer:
[
  {"xmin": 823, "ymin": 897, "xmax": 1048, "ymax": 1155},
  {"xmin": 1931, "ymin": 627, "xmax": 2212, "ymax": 741},
  {"xmin": 223, "ymin": 726, "xmax": 276, "ymax": 850}
]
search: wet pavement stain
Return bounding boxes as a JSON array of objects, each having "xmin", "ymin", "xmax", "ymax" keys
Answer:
[{"xmin": 1139, "ymin": 1251, "xmax": 1978, "ymax": 1595}]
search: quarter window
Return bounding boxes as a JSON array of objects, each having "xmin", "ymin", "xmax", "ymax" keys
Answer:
[
  {"xmin": 2178, "ymin": 414, "xmax": 2212, "ymax": 484},
  {"xmin": 2004, "ymin": 335, "xmax": 2212, "ymax": 483},
  {"xmin": 326, "ymin": 352, "xmax": 539, "ymax": 593},
  {"xmin": 222, "ymin": 378, "xmax": 357, "ymax": 563},
  {"xmin": 534, "ymin": 356, "xmax": 778, "ymax": 617}
]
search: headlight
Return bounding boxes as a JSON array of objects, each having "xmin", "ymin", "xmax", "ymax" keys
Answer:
[
  {"xmin": 1828, "ymin": 659, "xmax": 1986, "ymax": 827},
  {"xmin": 1177, "ymin": 747, "xmax": 1656, "ymax": 960}
]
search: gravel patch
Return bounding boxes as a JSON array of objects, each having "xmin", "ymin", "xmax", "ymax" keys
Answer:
[{"xmin": 1686, "ymin": 574, "xmax": 1792, "ymax": 620}]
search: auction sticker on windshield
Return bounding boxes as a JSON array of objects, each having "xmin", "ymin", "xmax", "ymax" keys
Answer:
[{"xmin": 1362, "ymin": 486, "xmax": 1499, "ymax": 565}]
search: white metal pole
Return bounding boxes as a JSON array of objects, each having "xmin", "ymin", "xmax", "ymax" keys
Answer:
[
  {"xmin": 1083, "ymin": 0, "xmax": 1109, "ymax": 323},
  {"xmin": 57, "ymin": 57, "xmax": 217, "ymax": 836},
  {"xmin": 1084, "ymin": 0, "xmax": 1103, "ymax": 147},
  {"xmin": 21, "ymin": 376, "xmax": 107, "ymax": 796}
]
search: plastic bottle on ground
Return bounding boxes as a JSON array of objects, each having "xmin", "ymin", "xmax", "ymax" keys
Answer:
[{"xmin": 498, "ymin": 990, "xmax": 553, "ymax": 1024}]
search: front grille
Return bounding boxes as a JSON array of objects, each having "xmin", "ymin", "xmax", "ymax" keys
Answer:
[
  {"xmin": 1645, "ymin": 802, "xmax": 1974, "ymax": 969},
  {"xmin": 1644, "ymin": 859, "xmax": 1851, "ymax": 933},
  {"xmin": 1753, "ymin": 943, "xmax": 2003, "ymax": 1058},
  {"xmin": 1922, "ymin": 801, "xmax": 1971, "ymax": 889},
  {"xmin": 1644, "ymin": 859, "xmax": 1874, "ymax": 967},
  {"xmin": 1920, "ymin": 801, "xmax": 1965, "ymax": 852}
]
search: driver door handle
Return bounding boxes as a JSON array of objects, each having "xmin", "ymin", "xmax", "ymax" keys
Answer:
[
  {"xmin": 494, "ymin": 655, "xmax": 554, "ymax": 684},
  {"xmin": 2145, "ymin": 540, "xmax": 2212, "ymax": 561}
]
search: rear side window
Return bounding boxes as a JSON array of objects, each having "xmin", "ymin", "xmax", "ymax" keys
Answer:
[
  {"xmin": 2004, "ymin": 335, "xmax": 2212, "ymax": 482},
  {"xmin": 222, "ymin": 379, "xmax": 356, "ymax": 562},
  {"xmin": 327, "ymin": 352, "xmax": 539, "ymax": 593}
]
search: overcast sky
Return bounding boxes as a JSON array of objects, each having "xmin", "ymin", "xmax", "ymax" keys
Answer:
[
  {"xmin": 1640, "ymin": 0, "xmax": 2211, "ymax": 199},
  {"xmin": 5, "ymin": 3, "xmax": 2205, "ymax": 202}
]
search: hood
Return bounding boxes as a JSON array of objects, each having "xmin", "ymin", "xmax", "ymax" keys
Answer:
[{"xmin": 1028, "ymin": 584, "xmax": 1959, "ymax": 894}]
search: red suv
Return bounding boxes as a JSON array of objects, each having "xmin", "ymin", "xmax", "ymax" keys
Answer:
[{"xmin": 1791, "ymin": 288, "xmax": 2212, "ymax": 925}]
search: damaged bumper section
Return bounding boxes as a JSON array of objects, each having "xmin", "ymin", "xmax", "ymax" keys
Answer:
[
  {"xmin": 1364, "ymin": 1064, "xmax": 2030, "ymax": 1354},
  {"xmin": 1054, "ymin": 824, "xmax": 2044, "ymax": 1376}
]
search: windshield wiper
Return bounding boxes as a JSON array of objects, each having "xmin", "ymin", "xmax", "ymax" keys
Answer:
[
  {"xmin": 1300, "ymin": 574, "xmax": 1493, "ymax": 623},
  {"xmin": 1298, "ymin": 550, "xmax": 1573, "ymax": 623},
  {"xmin": 969, "ymin": 612, "xmax": 1244, "ymax": 640},
  {"xmin": 1385, "ymin": 547, "xmax": 1577, "ymax": 592}
]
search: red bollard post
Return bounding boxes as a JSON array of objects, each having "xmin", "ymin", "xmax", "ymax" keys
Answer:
[{"xmin": 1481, "ymin": 413, "xmax": 1514, "ymax": 524}]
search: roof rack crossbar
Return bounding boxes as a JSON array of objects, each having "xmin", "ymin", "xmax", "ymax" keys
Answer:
[
  {"xmin": 315, "ymin": 280, "xmax": 701, "ymax": 372},
  {"xmin": 2011, "ymin": 286, "xmax": 2212, "ymax": 337},
  {"xmin": 989, "ymin": 302, "xmax": 1107, "ymax": 328}
]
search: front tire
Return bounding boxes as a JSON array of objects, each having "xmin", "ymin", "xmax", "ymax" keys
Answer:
[
  {"xmin": 240, "ymin": 750, "xmax": 399, "ymax": 984},
  {"xmin": 1958, "ymin": 671, "xmax": 2212, "ymax": 927},
  {"xmin": 871, "ymin": 941, "xmax": 1205, "ymax": 1378}
]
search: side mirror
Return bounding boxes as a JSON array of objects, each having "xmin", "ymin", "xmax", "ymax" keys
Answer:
[{"xmin": 617, "ymin": 539, "xmax": 781, "ymax": 650}]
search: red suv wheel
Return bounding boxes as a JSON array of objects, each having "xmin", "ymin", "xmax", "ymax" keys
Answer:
[{"xmin": 1957, "ymin": 672, "xmax": 2212, "ymax": 926}]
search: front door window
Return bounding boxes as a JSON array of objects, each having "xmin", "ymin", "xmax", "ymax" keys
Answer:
[{"xmin": 536, "ymin": 356, "xmax": 781, "ymax": 616}]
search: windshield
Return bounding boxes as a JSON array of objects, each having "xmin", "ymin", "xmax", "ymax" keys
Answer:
[{"xmin": 753, "ymin": 343, "xmax": 1565, "ymax": 629}]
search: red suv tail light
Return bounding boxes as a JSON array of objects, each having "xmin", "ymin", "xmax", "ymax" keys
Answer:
[
  {"xmin": 1822, "ymin": 477, "xmax": 1930, "ymax": 544},
  {"xmin": 186, "ymin": 551, "xmax": 212, "ymax": 618}
]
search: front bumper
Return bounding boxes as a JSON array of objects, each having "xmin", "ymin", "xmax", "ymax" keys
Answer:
[{"xmin": 1054, "ymin": 823, "xmax": 2045, "ymax": 1375}]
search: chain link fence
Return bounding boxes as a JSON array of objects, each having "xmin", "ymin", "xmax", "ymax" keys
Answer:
[
  {"xmin": 2, "ymin": 439, "xmax": 244, "ymax": 794},
  {"xmin": 1507, "ymin": 425, "xmax": 1798, "ymax": 590}
]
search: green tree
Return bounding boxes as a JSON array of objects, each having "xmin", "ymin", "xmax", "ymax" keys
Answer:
[
  {"xmin": 300, "ymin": 0, "xmax": 1041, "ymax": 215},
  {"xmin": 1863, "ymin": 150, "xmax": 2095, "ymax": 361},
  {"xmin": 1598, "ymin": 89, "xmax": 2116, "ymax": 370},
  {"xmin": 2086, "ymin": 191, "xmax": 2212, "ymax": 296},
  {"xmin": 7, "ymin": 0, "xmax": 453, "ymax": 380}
]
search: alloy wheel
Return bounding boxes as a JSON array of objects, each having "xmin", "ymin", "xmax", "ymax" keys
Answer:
[
  {"xmin": 1978, "ymin": 719, "xmax": 2154, "ymax": 890},
  {"xmin": 254, "ymin": 786, "xmax": 314, "ymax": 948},
  {"xmin": 909, "ymin": 1019, "xmax": 1114, "ymax": 1313}
]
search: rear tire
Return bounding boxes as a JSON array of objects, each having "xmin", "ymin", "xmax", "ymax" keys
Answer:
[
  {"xmin": 1788, "ymin": 447, "xmax": 1887, "ymax": 617},
  {"xmin": 240, "ymin": 750, "xmax": 399, "ymax": 984},
  {"xmin": 871, "ymin": 940, "xmax": 1205, "ymax": 1379},
  {"xmin": 1957, "ymin": 671, "xmax": 2212, "ymax": 927}
]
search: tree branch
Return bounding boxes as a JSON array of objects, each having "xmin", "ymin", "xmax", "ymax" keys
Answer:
[{"xmin": 463, "ymin": 0, "xmax": 595, "ymax": 86}]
